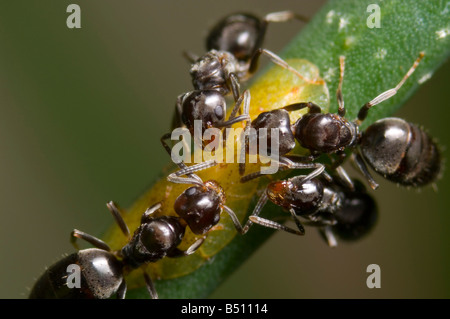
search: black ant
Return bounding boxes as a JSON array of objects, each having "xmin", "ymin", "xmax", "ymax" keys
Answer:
[
  {"xmin": 173, "ymin": 88, "xmax": 251, "ymax": 139},
  {"xmin": 160, "ymin": 136, "xmax": 248, "ymax": 237},
  {"xmin": 184, "ymin": 11, "xmax": 315, "ymax": 102},
  {"xmin": 166, "ymin": 160, "xmax": 247, "ymax": 236},
  {"xmin": 356, "ymin": 117, "xmax": 441, "ymax": 188},
  {"xmin": 172, "ymin": 11, "xmax": 322, "ymax": 140},
  {"xmin": 242, "ymin": 52, "xmax": 440, "ymax": 189},
  {"xmin": 243, "ymin": 175, "xmax": 377, "ymax": 247},
  {"xmin": 289, "ymin": 52, "xmax": 443, "ymax": 189},
  {"xmin": 29, "ymin": 201, "xmax": 204, "ymax": 299}
]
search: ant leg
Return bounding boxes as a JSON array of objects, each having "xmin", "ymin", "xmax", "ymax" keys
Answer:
[
  {"xmin": 227, "ymin": 89, "xmax": 250, "ymax": 124},
  {"xmin": 352, "ymin": 152, "xmax": 379, "ymax": 190},
  {"xmin": 167, "ymin": 237, "xmax": 206, "ymax": 257},
  {"xmin": 248, "ymin": 48, "xmax": 324, "ymax": 84},
  {"xmin": 356, "ymin": 52, "xmax": 424, "ymax": 125},
  {"xmin": 288, "ymin": 208, "xmax": 306, "ymax": 235},
  {"xmin": 183, "ymin": 50, "xmax": 199, "ymax": 63},
  {"xmin": 221, "ymin": 90, "xmax": 251, "ymax": 175},
  {"xmin": 330, "ymin": 150, "xmax": 347, "ymax": 170},
  {"xmin": 284, "ymin": 154, "xmax": 320, "ymax": 162},
  {"xmin": 106, "ymin": 201, "xmax": 130, "ymax": 238},
  {"xmin": 240, "ymin": 169, "xmax": 270, "ymax": 183},
  {"xmin": 280, "ymin": 156, "xmax": 326, "ymax": 183},
  {"xmin": 167, "ymin": 160, "xmax": 217, "ymax": 186},
  {"xmin": 223, "ymin": 205, "xmax": 248, "ymax": 234},
  {"xmin": 282, "ymin": 101, "xmax": 322, "ymax": 114},
  {"xmin": 239, "ymin": 191, "xmax": 268, "ymax": 234},
  {"xmin": 161, "ymin": 132, "xmax": 174, "ymax": 158},
  {"xmin": 240, "ymin": 156, "xmax": 326, "ymax": 183},
  {"xmin": 242, "ymin": 191, "xmax": 304, "ymax": 236},
  {"xmin": 238, "ymin": 134, "xmax": 251, "ymax": 176},
  {"xmin": 215, "ymin": 114, "xmax": 250, "ymax": 128},
  {"xmin": 334, "ymin": 166, "xmax": 355, "ymax": 191},
  {"xmin": 249, "ymin": 215, "xmax": 305, "ymax": 236},
  {"xmin": 161, "ymin": 132, "xmax": 199, "ymax": 182},
  {"xmin": 140, "ymin": 202, "xmax": 163, "ymax": 224},
  {"xmin": 143, "ymin": 270, "xmax": 158, "ymax": 299},
  {"xmin": 319, "ymin": 226, "xmax": 338, "ymax": 248},
  {"xmin": 175, "ymin": 94, "xmax": 184, "ymax": 125},
  {"xmin": 228, "ymin": 72, "xmax": 241, "ymax": 102},
  {"xmin": 336, "ymin": 56, "xmax": 346, "ymax": 117},
  {"xmin": 116, "ymin": 280, "xmax": 127, "ymax": 299},
  {"xmin": 161, "ymin": 132, "xmax": 190, "ymax": 169},
  {"xmin": 70, "ymin": 229, "xmax": 111, "ymax": 252},
  {"xmin": 263, "ymin": 11, "xmax": 309, "ymax": 24}
]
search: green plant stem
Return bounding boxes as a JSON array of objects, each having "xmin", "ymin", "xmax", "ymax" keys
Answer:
[{"xmin": 122, "ymin": 0, "xmax": 450, "ymax": 298}]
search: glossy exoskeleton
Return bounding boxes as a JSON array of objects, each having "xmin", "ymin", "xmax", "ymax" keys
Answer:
[
  {"xmin": 239, "ymin": 106, "xmax": 327, "ymax": 184},
  {"xmin": 243, "ymin": 52, "xmax": 440, "ymax": 189},
  {"xmin": 187, "ymin": 11, "xmax": 312, "ymax": 101},
  {"xmin": 167, "ymin": 160, "xmax": 246, "ymax": 236},
  {"xmin": 243, "ymin": 175, "xmax": 377, "ymax": 247},
  {"xmin": 290, "ymin": 52, "xmax": 442, "ymax": 189},
  {"xmin": 174, "ymin": 88, "xmax": 251, "ymax": 138},
  {"xmin": 29, "ymin": 202, "xmax": 203, "ymax": 299},
  {"xmin": 29, "ymin": 248, "xmax": 124, "ymax": 299},
  {"xmin": 172, "ymin": 11, "xmax": 319, "ymax": 139},
  {"xmin": 358, "ymin": 117, "xmax": 441, "ymax": 187}
]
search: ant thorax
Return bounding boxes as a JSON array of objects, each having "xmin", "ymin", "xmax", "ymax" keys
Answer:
[
  {"xmin": 190, "ymin": 50, "xmax": 242, "ymax": 94},
  {"xmin": 320, "ymin": 185, "xmax": 343, "ymax": 214},
  {"xmin": 294, "ymin": 113, "xmax": 359, "ymax": 153}
]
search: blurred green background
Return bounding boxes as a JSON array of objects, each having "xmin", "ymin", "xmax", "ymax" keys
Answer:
[{"xmin": 0, "ymin": 0, "xmax": 449, "ymax": 298}]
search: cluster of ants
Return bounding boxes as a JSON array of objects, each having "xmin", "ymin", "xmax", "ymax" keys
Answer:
[{"xmin": 30, "ymin": 11, "xmax": 441, "ymax": 299}]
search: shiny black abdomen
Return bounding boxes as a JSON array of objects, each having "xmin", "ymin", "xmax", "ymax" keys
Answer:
[
  {"xmin": 360, "ymin": 118, "xmax": 441, "ymax": 187},
  {"xmin": 29, "ymin": 248, "xmax": 123, "ymax": 299}
]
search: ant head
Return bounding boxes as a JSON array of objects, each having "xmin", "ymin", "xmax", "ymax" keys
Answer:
[
  {"xmin": 267, "ymin": 177, "xmax": 324, "ymax": 215},
  {"xmin": 251, "ymin": 109, "xmax": 296, "ymax": 155},
  {"xmin": 174, "ymin": 182, "xmax": 223, "ymax": 235},
  {"xmin": 206, "ymin": 13, "xmax": 264, "ymax": 62},
  {"xmin": 204, "ymin": 180, "xmax": 225, "ymax": 204}
]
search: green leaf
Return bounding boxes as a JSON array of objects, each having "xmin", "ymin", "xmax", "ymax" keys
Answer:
[{"xmin": 106, "ymin": 0, "xmax": 450, "ymax": 298}]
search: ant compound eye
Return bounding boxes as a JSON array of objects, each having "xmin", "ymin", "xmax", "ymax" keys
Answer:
[{"xmin": 214, "ymin": 105, "xmax": 224, "ymax": 119}]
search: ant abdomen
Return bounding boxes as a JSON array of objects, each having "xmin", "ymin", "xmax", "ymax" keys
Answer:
[
  {"xmin": 360, "ymin": 117, "xmax": 441, "ymax": 187},
  {"xmin": 206, "ymin": 13, "xmax": 265, "ymax": 62},
  {"xmin": 29, "ymin": 248, "xmax": 124, "ymax": 299},
  {"xmin": 332, "ymin": 182, "xmax": 377, "ymax": 241}
]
